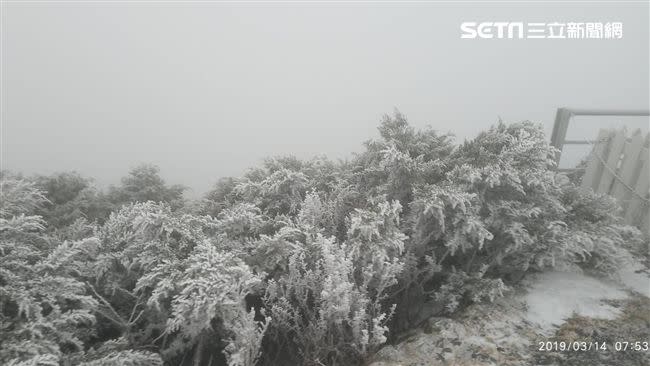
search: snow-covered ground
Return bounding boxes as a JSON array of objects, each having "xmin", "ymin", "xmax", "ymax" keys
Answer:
[
  {"xmin": 523, "ymin": 260, "xmax": 649, "ymax": 331},
  {"xmin": 523, "ymin": 271, "xmax": 628, "ymax": 331},
  {"xmin": 370, "ymin": 264, "xmax": 650, "ymax": 366}
]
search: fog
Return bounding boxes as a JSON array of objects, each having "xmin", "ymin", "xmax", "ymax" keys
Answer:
[{"xmin": 2, "ymin": 2, "xmax": 648, "ymax": 196}]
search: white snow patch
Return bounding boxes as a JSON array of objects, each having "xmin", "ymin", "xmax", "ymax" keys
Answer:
[{"xmin": 524, "ymin": 271, "xmax": 628, "ymax": 331}]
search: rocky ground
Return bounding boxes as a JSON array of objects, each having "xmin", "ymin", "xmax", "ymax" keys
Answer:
[{"xmin": 368, "ymin": 264, "xmax": 650, "ymax": 366}]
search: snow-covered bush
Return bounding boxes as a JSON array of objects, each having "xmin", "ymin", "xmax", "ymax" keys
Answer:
[
  {"xmin": 2, "ymin": 111, "xmax": 644, "ymax": 366},
  {"xmin": 152, "ymin": 240, "xmax": 267, "ymax": 366},
  {"xmin": 107, "ymin": 164, "xmax": 186, "ymax": 210},
  {"xmin": 264, "ymin": 234, "xmax": 396, "ymax": 366},
  {"xmin": 398, "ymin": 121, "xmax": 638, "ymax": 318},
  {"xmin": 94, "ymin": 202, "xmax": 266, "ymax": 365},
  {"xmin": 0, "ymin": 179, "xmax": 162, "ymax": 365},
  {"xmin": 0, "ymin": 218, "xmax": 98, "ymax": 364}
]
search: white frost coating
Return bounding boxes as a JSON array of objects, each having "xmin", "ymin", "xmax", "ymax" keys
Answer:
[{"xmin": 524, "ymin": 271, "xmax": 628, "ymax": 331}]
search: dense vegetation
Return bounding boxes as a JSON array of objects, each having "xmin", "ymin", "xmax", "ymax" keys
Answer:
[{"xmin": 1, "ymin": 112, "xmax": 643, "ymax": 366}]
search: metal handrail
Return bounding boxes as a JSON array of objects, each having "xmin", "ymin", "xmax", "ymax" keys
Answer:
[{"xmin": 550, "ymin": 107, "xmax": 650, "ymax": 165}]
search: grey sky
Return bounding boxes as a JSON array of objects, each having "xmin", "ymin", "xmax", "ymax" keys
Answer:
[{"xmin": 2, "ymin": 2, "xmax": 648, "ymax": 196}]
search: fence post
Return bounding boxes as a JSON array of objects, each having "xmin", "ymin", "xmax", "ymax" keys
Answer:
[
  {"xmin": 596, "ymin": 129, "xmax": 626, "ymax": 194},
  {"xmin": 550, "ymin": 108, "xmax": 572, "ymax": 165},
  {"xmin": 581, "ymin": 129, "xmax": 611, "ymax": 191},
  {"xmin": 611, "ymin": 130, "xmax": 644, "ymax": 202},
  {"xmin": 624, "ymin": 147, "xmax": 649, "ymax": 226}
]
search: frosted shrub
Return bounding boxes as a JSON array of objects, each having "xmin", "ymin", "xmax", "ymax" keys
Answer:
[
  {"xmin": 157, "ymin": 240, "xmax": 267, "ymax": 366},
  {"xmin": 0, "ymin": 222, "xmax": 98, "ymax": 364},
  {"xmin": 0, "ymin": 179, "xmax": 163, "ymax": 366},
  {"xmin": 95, "ymin": 202, "xmax": 266, "ymax": 365},
  {"xmin": 224, "ymin": 309, "xmax": 269, "ymax": 366},
  {"xmin": 264, "ymin": 234, "xmax": 396, "ymax": 365},
  {"xmin": 95, "ymin": 202, "xmax": 220, "ymax": 279},
  {"xmin": 0, "ymin": 177, "xmax": 49, "ymax": 217},
  {"xmin": 216, "ymin": 203, "xmax": 265, "ymax": 239},
  {"xmin": 2, "ymin": 111, "xmax": 645, "ymax": 366},
  {"xmin": 354, "ymin": 111, "xmax": 453, "ymax": 205},
  {"xmin": 556, "ymin": 186, "xmax": 636, "ymax": 275},
  {"xmin": 346, "ymin": 200, "xmax": 406, "ymax": 302},
  {"xmin": 234, "ymin": 167, "xmax": 309, "ymax": 216},
  {"xmin": 245, "ymin": 226, "xmax": 303, "ymax": 277},
  {"xmin": 297, "ymin": 191, "xmax": 325, "ymax": 229},
  {"xmin": 0, "ymin": 180, "xmax": 93, "ymax": 364},
  {"xmin": 400, "ymin": 121, "xmax": 639, "ymax": 316}
]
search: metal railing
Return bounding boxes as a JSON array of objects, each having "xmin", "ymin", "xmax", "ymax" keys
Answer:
[
  {"xmin": 550, "ymin": 107, "xmax": 650, "ymax": 167},
  {"xmin": 550, "ymin": 108, "xmax": 650, "ymax": 233}
]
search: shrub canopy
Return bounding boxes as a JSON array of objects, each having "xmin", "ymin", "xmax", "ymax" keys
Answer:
[{"xmin": 0, "ymin": 113, "xmax": 642, "ymax": 366}]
